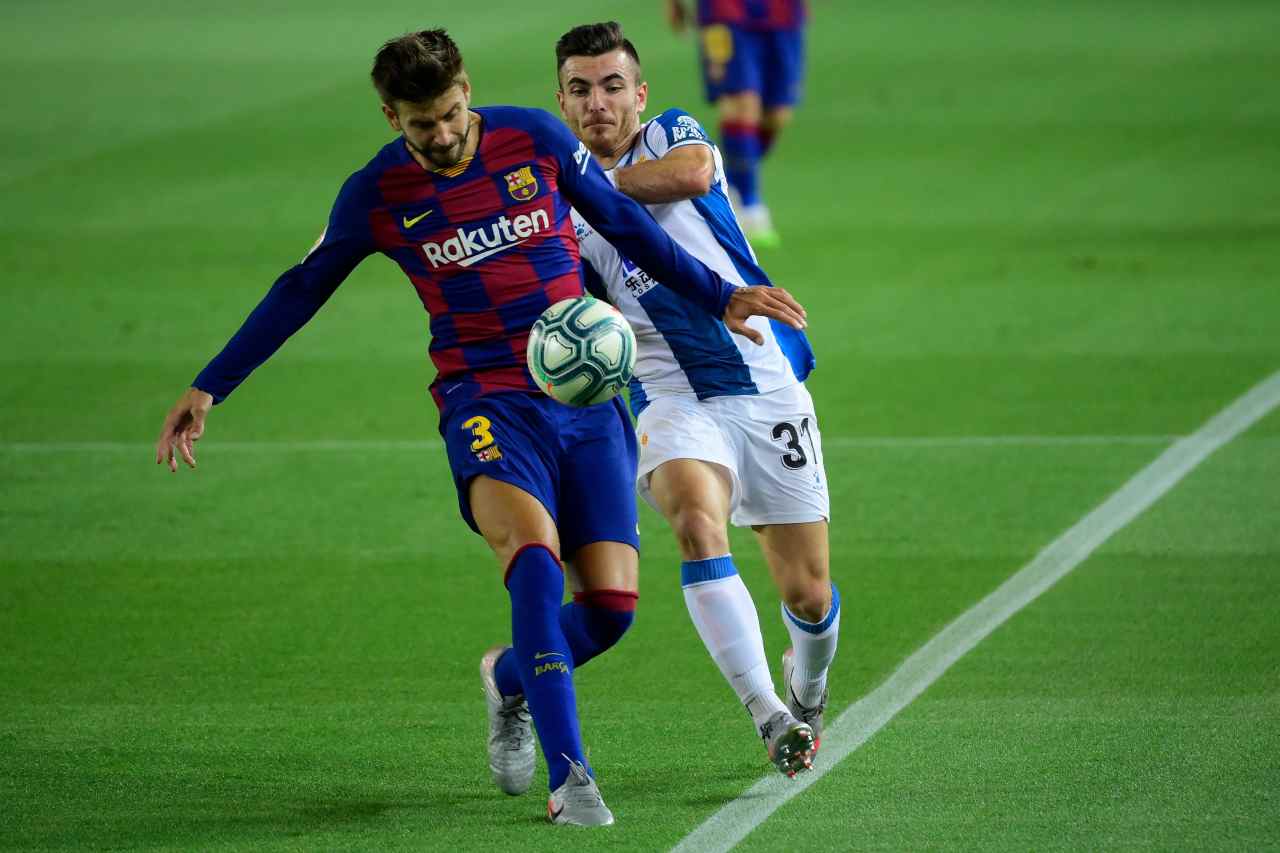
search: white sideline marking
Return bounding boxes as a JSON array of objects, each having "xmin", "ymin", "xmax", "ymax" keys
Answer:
[
  {"xmin": 0, "ymin": 435, "xmax": 1177, "ymax": 454},
  {"xmin": 670, "ymin": 369, "xmax": 1280, "ymax": 853}
]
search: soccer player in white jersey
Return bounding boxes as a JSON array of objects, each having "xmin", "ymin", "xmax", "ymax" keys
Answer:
[{"xmin": 552, "ymin": 22, "xmax": 840, "ymax": 777}]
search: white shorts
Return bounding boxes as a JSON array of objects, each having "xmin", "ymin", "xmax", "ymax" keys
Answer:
[{"xmin": 635, "ymin": 383, "xmax": 830, "ymax": 527}]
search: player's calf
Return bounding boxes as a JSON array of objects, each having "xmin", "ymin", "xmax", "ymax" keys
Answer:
[
  {"xmin": 780, "ymin": 582, "xmax": 840, "ymax": 749},
  {"xmin": 560, "ymin": 589, "xmax": 638, "ymax": 667},
  {"xmin": 492, "ymin": 589, "xmax": 637, "ymax": 697}
]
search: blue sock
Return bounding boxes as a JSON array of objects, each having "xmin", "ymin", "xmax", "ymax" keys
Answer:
[
  {"xmin": 505, "ymin": 544, "xmax": 587, "ymax": 790},
  {"xmin": 494, "ymin": 589, "xmax": 637, "ymax": 696},
  {"xmin": 720, "ymin": 120, "xmax": 762, "ymax": 207},
  {"xmin": 559, "ymin": 589, "xmax": 637, "ymax": 667}
]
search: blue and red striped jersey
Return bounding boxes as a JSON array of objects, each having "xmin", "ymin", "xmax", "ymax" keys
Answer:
[
  {"xmin": 193, "ymin": 106, "xmax": 735, "ymax": 416},
  {"xmin": 697, "ymin": 0, "xmax": 807, "ymax": 30}
]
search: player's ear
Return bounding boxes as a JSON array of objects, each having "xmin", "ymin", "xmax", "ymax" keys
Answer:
[
  {"xmin": 381, "ymin": 102, "xmax": 402, "ymax": 132},
  {"xmin": 636, "ymin": 80, "xmax": 648, "ymax": 115},
  {"xmin": 459, "ymin": 75, "xmax": 472, "ymax": 106},
  {"xmin": 555, "ymin": 87, "xmax": 568, "ymax": 120}
]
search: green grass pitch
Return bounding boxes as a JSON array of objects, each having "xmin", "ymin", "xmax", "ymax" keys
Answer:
[{"xmin": 2, "ymin": 1, "xmax": 1278, "ymax": 850}]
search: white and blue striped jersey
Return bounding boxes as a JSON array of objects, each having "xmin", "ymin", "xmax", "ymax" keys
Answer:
[{"xmin": 571, "ymin": 108, "xmax": 815, "ymax": 416}]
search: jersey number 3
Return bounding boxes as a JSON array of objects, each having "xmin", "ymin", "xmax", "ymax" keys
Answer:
[{"xmin": 463, "ymin": 415, "xmax": 496, "ymax": 451}]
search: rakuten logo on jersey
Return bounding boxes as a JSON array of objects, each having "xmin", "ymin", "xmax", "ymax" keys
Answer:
[{"xmin": 422, "ymin": 209, "xmax": 552, "ymax": 269}]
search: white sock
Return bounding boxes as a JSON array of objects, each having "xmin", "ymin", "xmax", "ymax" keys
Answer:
[
  {"xmin": 782, "ymin": 583, "xmax": 841, "ymax": 708},
  {"xmin": 682, "ymin": 556, "xmax": 788, "ymax": 730}
]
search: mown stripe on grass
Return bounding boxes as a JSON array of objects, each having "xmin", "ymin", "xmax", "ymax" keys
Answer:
[
  {"xmin": 0, "ymin": 435, "xmax": 1179, "ymax": 454},
  {"xmin": 670, "ymin": 368, "xmax": 1280, "ymax": 853}
]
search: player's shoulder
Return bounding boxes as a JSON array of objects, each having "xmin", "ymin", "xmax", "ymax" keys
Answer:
[
  {"xmin": 344, "ymin": 138, "xmax": 412, "ymax": 187},
  {"xmin": 642, "ymin": 107, "xmax": 711, "ymax": 155},
  {"xmin": 329, "ymin": 139, "xmax": 406, "ymax": 210},
  {"xmin": 477, "ymin": 105, "xmax": 567, "ymax": 137},
  {"xmin": 476, "ymin": 106, "xmax": 580, "ymax": 166},
  {"xmin": 651, "ymin": 106, "xmax": 702, "ymax": 128}
]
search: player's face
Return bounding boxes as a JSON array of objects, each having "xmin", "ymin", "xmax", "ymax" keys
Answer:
[
  {"xmin": 557, "ymin": 50, "xmax": 648, "ymax": 159},
  {"xmin": 384, "ymin": 82, "xmax": 475, "ymax": 169}
]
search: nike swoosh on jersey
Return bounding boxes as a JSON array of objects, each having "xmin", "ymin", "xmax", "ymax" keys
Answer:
[
  {"xmin": 402, "ymin": 210, "xmax": 433, "ymax": 227},
  {"xmin": 533, "ymin": 651, "xmax": 563, "ymax": 660}
]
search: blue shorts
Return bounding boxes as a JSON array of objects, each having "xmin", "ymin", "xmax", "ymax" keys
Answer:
[
  {"xmin": 441, "ymin": 393, "xmax": 640, "ymax": 557},
  {"xmin": 699, "ymin": 24, "xmax": 805, "ymax": 108}
]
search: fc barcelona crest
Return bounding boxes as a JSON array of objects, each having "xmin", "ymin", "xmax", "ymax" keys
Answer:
[{"xmin": 505, "ymin": 166, "xmax": 539, "ymax": 201}]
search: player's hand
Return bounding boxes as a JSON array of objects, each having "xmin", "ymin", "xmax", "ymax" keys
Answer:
[
  {"xmin": 667, "ymin": 0, "xmax": 689, "ymax": 34},
  {"xmin": 724, "ymin": 285, "xmax": 807, "ymax": 345},
  {"xmin": 155, "ymin": 387, "xmax": 213, "ymax": 473}
]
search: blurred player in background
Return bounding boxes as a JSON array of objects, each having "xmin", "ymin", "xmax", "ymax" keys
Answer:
[
  {"xmin": 552, "ymin": 21, "xmax": 839, "ymax": 778},
  {"xmin": 666, "ymin": 0, "xmax": 808, "ymax": 247},
  {"xmin": 153, "ymin": 28, "xmax": 805, "ymax": 826}
]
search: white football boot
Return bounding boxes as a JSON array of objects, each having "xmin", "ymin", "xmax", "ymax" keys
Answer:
[
  {"xmin": 480, "ymin": 646, "xmax": 536, "ymax": 795},
  {"xmin": 547, "ymin": 757, "xmax": 614, "ymax": 826},
  {"xmin": 759, "ymin": 709, "xmax": 815, "ymax": 778}
]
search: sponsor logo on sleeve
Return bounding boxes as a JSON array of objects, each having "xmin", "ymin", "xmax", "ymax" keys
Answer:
[
  {"xmin": 573, "ymin": 141, "xmax": 591, "ymax": 174},
  {"xmin": 671, "ymin": 114, "xmax": 707, "ymax": 143}
]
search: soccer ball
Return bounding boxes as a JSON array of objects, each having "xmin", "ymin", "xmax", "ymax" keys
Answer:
[{"xmin": 527, "ymin": 296, "xmax": 636, "ymax": 407}]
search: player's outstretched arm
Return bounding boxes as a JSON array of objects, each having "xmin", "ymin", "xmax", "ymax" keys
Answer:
[
  {"xmin": 550, "ymin": 116, "xmax": 808, "ymax": 338},
  {"xmin": 613, "ymin": 145, "xmax": 714, "ymax": 204},
  {"xmin": 155, "ymin": 387, "xmax": 213, "ymax": 473}
]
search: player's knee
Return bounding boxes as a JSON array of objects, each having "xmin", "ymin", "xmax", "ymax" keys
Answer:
[
  {"xmin": 670, "ymin": 506, "xmax": 730, "ymax": 559},
  {"xmin": 780, "ymin": 572, "xmax": 833, "ymax": 622},
  {"xmin": 717, "ymin": 92, "xmax": 762, "ymax": 124},
  {"xmin": 762, "ymin": 107, "xmax": 793, "ymax": 133},
  {"xmin": 477, "ymin": 514, "xmax": 559, "ymax": 570}
]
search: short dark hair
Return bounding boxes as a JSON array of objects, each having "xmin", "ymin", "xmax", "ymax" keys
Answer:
[
  {"xmin": 555, "ymin": 21, "xmax": 643, "ymax": 87},
  {"xmin": 371, "ymin": 29, "xmax": 466, "ymax": 105}
]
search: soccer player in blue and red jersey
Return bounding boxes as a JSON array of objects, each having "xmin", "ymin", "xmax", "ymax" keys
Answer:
[
  {"xmin": 153, "ymin": 29, "xmax": 806, "ymax": 827},
  {"xmin": 667, "ymin": 0, "xmax": 808, "ymax": 246}
]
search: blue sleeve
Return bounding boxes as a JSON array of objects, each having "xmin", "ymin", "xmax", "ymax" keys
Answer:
[
  {"xmin": 533, "ymin": 112, "xmax": 736, "ymax": 317},
  {"xmin": 192, "ymin": 172, "xmax": 375, "ymax": 403}
]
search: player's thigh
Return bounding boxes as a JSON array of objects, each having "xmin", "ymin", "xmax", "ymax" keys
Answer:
[
  {"xmin": 442, "ymin": 395, "xmax": 562, "ymax": 565},
  {"xmin": 469, "ymin": 475, "xmax": 561, "ymax": 568},
  {"xmin": 761, "ymin": 28, "xmax": 806, "ymax": 110},
  {"xmin": 724, "ymin": 383, "xmax": 830, "ymax": 529},
  {"xmin": 649, "ymin": 458, "xmax": 735, "ymax": 560},
  {"xmin": 636, "ymin": 394, "xmax": 741, "ymax": 523},
  {"xmin": 555, "ymin": 396, "xmax": 641, "ymax": 561},
  {"xmin": 648, "ymin": 458, "xmax": 734, "ymax": 525}
]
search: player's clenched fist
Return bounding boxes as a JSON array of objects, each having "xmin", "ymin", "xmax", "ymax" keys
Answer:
[
  {"xmin": 723, "ymin": 285, "xmax": 808, "ymax": 345},
  {"xmin": 155, "ymin": 387, "xmax": 213, "ymax": 473}
]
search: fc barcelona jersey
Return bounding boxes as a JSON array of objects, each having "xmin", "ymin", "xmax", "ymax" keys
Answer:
[{"xmin": 193, "ymin": 106, "xmax": 735, "ymax": 415}]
